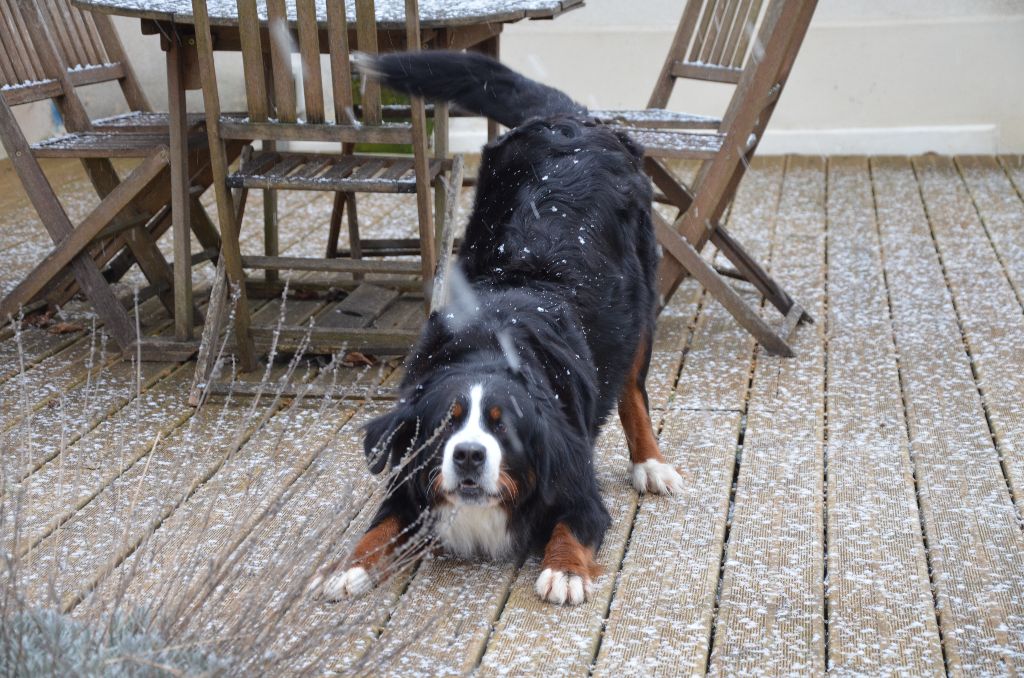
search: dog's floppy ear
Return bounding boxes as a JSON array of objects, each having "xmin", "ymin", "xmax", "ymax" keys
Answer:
[
  {"xmin": 363, "ymin": 405, "xmax": 418, "ymax": 474},
  {"xmin": 527, "ymin": 397, "xmax": 589, "ymax": 507}
]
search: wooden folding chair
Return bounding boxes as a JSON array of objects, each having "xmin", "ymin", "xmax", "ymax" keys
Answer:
[
  {"xmin": 0, "ymin": 0, "xmax": 220, "ymax": 353},
  {"xmin": 190, "ymin": 0, "xmax": 456, "ymax": 378},
  {"xmin": 595, "ymin": 0, "xmax": 818, "ymax": 356}
]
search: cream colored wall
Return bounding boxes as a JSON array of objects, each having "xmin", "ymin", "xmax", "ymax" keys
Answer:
[
  {"xmin": 4, "ymin": 0, "xmax": 1023, "ymax": 160},
  {"xmin": 489, "ymin": 0, "xmax": 1024, "ymax": 154}
]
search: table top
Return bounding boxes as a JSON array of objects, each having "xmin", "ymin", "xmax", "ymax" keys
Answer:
[{"xmin": 74, "ymin": 0, "xmax": 583, "ymax": 29}]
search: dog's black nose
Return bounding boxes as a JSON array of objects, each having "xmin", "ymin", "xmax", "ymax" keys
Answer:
[{"xmin": 453, "ymin": 443, "xmax": 486, "ymax": 472}]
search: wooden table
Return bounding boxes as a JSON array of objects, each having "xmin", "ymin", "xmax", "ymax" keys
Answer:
[{"xmin": 73, "ymin": 0, "xmax": 583, "ymax": 347}]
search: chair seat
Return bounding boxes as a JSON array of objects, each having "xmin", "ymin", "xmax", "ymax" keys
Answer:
[
  {"xmin": 31, "ymin": 130, "xmax": 206, "ymax": 158},
  {"xmin": 92, "ymin": 111, "xmax": 208, "ymax": 133},
  {"xmin": 592, "ymin": 108, "xmax": 721, "ymax": 129},
  {"xmin": 227, "ymin": 152, "xmax": 445, "ymax": 193},
  {"xmin": 92, "ymin": 111, "xmax": 250, "ymax": 133},
  {"xmin": 615, "ymin": 128, "xmax": 727, "ymax": 159}
]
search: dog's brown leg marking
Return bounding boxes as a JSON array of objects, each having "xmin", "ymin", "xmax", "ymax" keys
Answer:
[
  {"xmin": 349, "ymin": 515, "xmax": 405, "ymax": 572},
  {"xmin": 618, "ymin": 333, "xmax": 665, "ymax": 465},
  {"xmin": 541, "ymin": 522, "xmax": 602, "ymax": 579}
]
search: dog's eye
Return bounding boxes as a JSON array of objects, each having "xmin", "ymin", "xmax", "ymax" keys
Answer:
[
  {"xmin": 447, "ymin": 402, "xmax": 464, "ymax": 428},
  {"xmin": 488, "ymin": 406, "xmax": 506, "ymax": 433}
]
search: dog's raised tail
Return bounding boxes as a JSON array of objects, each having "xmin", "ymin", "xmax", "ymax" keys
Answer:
[{"xmin": 353, "ymin": 51, "xmax": 586, "ymax": 129}]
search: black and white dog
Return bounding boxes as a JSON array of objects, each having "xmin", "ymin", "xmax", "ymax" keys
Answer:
[{"xmin": 310, "ymin": 52, "xmax": 683, "ymax": 606}]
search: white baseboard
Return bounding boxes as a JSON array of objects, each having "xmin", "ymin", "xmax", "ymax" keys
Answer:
[
  {"xmin": 117, "ymin": 122, "xmax": 1000, "ymax": 162},
  {"xmin": 448, "ymin": 120, "xmax": 1001, "ymax": 155},
  {"xmin": 757, "ymin": 124, "xmax": 999, "ymax": 155}
]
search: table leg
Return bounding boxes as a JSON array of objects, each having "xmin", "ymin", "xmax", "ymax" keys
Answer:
[
  {"xmin": 167, "ymin": 32, "xmax": 193, "ymax": 340},
  {"xmin": 263, "ymin": 140, "xmax": 279, "ymax": 284},
  {"xmin": 433, "ymin": 100, "xmax": 449, "ymax": 254}
]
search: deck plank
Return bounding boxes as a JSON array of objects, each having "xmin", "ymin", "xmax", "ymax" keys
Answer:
[
  {"xmin": 175, "ymin": 402, "xmax": 411, "ymax": 672},
  {"xmin": 5, "ymin": 153, "xmax": 1024, "ymax": 674},
  {"xmin": 11, "ymin": 385, "xmax": 283, "ymax": 610},
  {"xmin": 824, "ymin": 157, "xmax": 944, "ymax": 673},
  {"xmin": 3, "ymin": 298, "xmax": 312, "ymax": 551},
  {"xmin": 0, "ymin": 319, "xmax": 89, "ymax": 384},
  {"xmin": 958, "ymin": 156, "xmax": 1024, "ymax": 308},
  {"xmin": 940, "ymin": 155, "xmax": 1024, "ymax": 503},
  {"xmin": 9, "ymin": 297, "xmax": 324, "ymax": 609},
  {"xmin": 2, "ymin": 366, "xmax": 194, "ymax": 556},
  {"xmin": 998, "ymin": 155, "xmax": 1024, "ymax": 206},
  {"xmin": 76, "ymin": 398, "xmax": 360, "ymax": 618},
  {"xmin": 592, "ymin": 157, "xmax": 784, "ymax": 676},
  {"xmin": 0, "ymin": 298, "xmax": 167, "ymax": 434},
  {"xmin": 871, "ymin": 156, "xmax": 1024, "ymax": 673},
  {"xmin": 709, "ymin": 155, "xmax": 828, "ymax": 675},
  {"xmin": 474, "ymin": 423, "xmax": 632, "ymax": 677}
]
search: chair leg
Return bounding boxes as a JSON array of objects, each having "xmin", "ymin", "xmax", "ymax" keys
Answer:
[
  {"xmin": 262, "ymin": 141, "xmax": 278, "ymax": 284},
  {"xmin": 264, "ymin": 188, "xmax": 278, "ymax": 284},
  {"xmin": 121, "ymin": 224, "xmax": 193, "ymax": 321},
  {"xmin": 346, "ymin": 196, "xmax": 362, "ymax": 262},
  {"xmin": 711, "ymin": 226, "xmax": 814, "ymax": 324},
  {"xmin": 217, "ymin": 197, "xmax": 257, "ymax": 372},
  {"xmin": 0, "ymin": 149, "xmax": 170, "ymax": 322},
  {"xmin": 189, "ymin": 255, "xmax": 228, "ymax": 406},
  {"xmin": 653, "ymin": 212, "xmax": 795, "ymax": 357},
  {"xmin": 430, "ymin": 155, "xmax": 465, "ymax": 311},
  {"xmin": 326, "ymin": 191, "xmax": 344, "ymax": 258}
]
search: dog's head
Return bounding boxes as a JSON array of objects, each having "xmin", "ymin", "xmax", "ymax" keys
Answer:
[{"xmin": 364, "ymin": 363, "xmax": 574, "ymax": 510}]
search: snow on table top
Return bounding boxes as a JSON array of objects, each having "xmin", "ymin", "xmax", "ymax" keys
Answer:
[{"xmin": 73, "ymin": 0, "xmax": 581, "ymax": 29}]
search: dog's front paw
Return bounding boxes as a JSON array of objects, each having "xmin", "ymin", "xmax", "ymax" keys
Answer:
[
  {"xmin": 309, "ymin": 566, "xmax": 373, "ymax": 600},
  {"xmin": 535, "ymin": 568, "xmax": 592, "ymax": 606},
  {"xmin": 631, "ymin": 459, "xmax": 684, "ymax": 495}
]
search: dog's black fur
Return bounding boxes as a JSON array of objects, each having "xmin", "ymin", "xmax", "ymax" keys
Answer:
[{"xmin": 359, "ymin": 52, "xmax": 658, "ymax": 561}]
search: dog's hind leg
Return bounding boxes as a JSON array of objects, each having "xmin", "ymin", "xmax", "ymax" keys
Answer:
[{"xmin": 618, "ymin": 331, "xmax": 685, "ymax": 495}]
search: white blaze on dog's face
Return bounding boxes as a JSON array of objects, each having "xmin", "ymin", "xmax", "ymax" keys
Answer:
[{"xmin": 441, "ymin": 384, "xmax": 503, "ymax": 503}]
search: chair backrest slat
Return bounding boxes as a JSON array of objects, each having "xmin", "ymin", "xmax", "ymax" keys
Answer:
[
  {"xmin": 355, "ymin": 0, "xmax": 382, "ymax": 125},
  {"xmin": 726, "ymin": 0, "xmax": 762, "ymax": 67},
  {"xmin": 12, "ymin": 3, "xmax": 48, "ymax": 79},
  {"xmin": 326, "ymin": 0, "xmax": 354, "ymax": 125},
  {"xmin": 0, "ymin": 46, "xmax": 18, "ymax": 87},
  {"xmin": 649, "ymin": 0, "xmax": 772, "ymax": 108},
  {"xmin": 296, "ymin": 0, "xmax": 325, "ymax": 123},
  {"xmin": 2, "ymin": 0, "xmax": 152, "ymax": 112},
  {"xmin": 236, "ymin": 0, "xmax": 269, "ymax": 122},
  {"xmin": 64, "ymin": 1, "xmax": 105, "ymax": 66},
  {"xmin": 689, "ymin": 0, "xmax": 718, "ymax": 63},
  {"xmin": 707, "ymin": 0, "xmax": 744, "ymax": 65},
  {"xmin": 86, "ymin": 10, "xmax": 150, "ymax": 109},
  {"xmin": 0, "ymin": 0, "xmax": 41, "ymax": 84},
  {"xmin": 78, "ymin": 8, "xmax": 111, "ymax": 64},
  {"xmin": 194, "ymin": 0, "xmax": 426, "ymax": 146},
  {"xmin": 697, "ymin": 0, "xmax": 730, "ymax": 64},
  {"xmin": 699, "ymin": 0, "xmax": 815, "ymax": 216},
  {"xmin": 266, "ymin": 0, "xmax": 297, "ymax": 123}
]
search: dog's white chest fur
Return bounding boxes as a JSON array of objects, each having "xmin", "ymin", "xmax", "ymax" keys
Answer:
[{"xmin": 434, "ymin": 504, "xmax": 513, "ymax": 560}]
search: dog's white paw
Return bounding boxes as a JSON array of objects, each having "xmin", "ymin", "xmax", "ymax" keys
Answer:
[
  {"xmin": 535, "ymin": 568, "xmax": 592, "ymax": 606},
  {"xmin": 631, "ymin": 459, "xmax": 684, "ymax": 495},
  {"xmin": 309, "ymin": 566, "xmax": 373, "ymax": 600}
]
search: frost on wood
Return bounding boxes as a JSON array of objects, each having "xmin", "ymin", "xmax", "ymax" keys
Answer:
[
  {"xmin": 2, "ymin": 152, "xmax": 1024, "ymax": 674},
  {"xmin": 78, "ymin": 0, "xmax": 571, "ymax": 28}
]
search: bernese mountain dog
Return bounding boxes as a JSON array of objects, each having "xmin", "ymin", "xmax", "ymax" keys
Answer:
[{"xmin": 309, "ymin": 51, "xmax": 683, "ymax": 606}]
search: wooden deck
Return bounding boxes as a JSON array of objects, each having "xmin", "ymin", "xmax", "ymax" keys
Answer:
[{"xmin": 2, "ymin": 155, "xmax": 1023, "ymax": 675}]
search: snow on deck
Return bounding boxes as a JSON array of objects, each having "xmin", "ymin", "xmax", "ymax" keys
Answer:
[{"xmin": 1, "ymin": 155, "xmax": 1023, "ymax": 675}]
